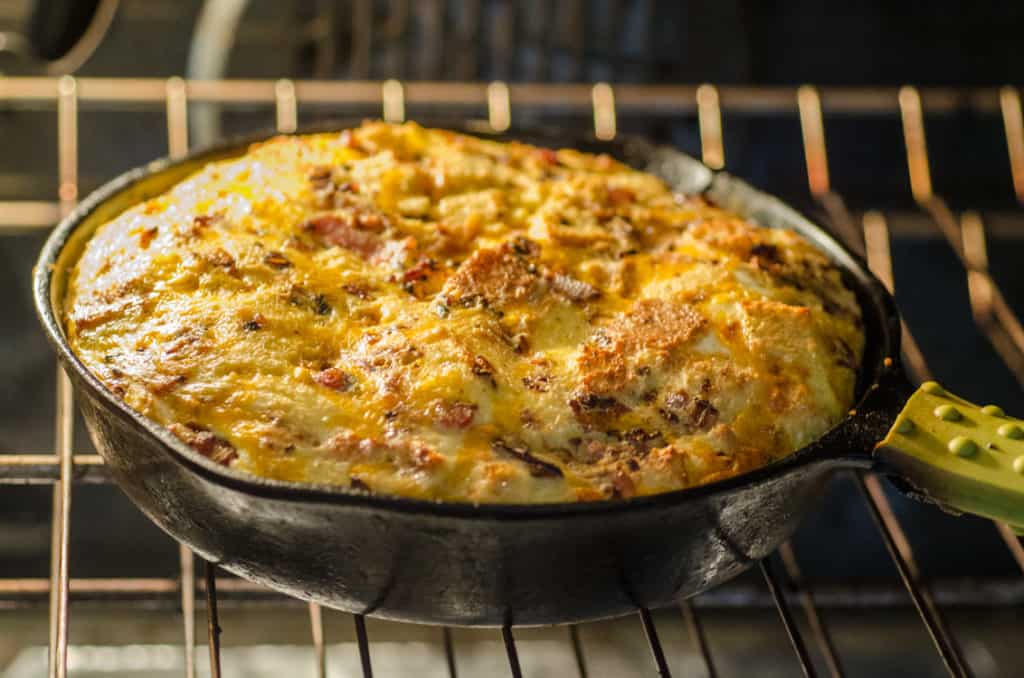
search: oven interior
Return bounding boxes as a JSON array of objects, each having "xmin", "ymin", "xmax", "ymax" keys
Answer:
[{"xmin": 1, "ymin": 2, "xmax": 1023, "ymax": 677}]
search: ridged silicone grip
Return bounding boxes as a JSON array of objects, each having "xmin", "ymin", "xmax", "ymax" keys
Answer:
[{"xmin": 875, "ymin": 382, "xmax": 1024, "ymax": 533}]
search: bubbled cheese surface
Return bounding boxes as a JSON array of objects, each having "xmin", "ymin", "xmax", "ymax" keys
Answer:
[{"xmin": 65, "ymin": 121, "xmax": 864, "ymax": 503}]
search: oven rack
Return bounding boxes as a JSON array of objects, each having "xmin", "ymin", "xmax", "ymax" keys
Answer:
[{"xmin": 0, "ymin": 77, "xmax": 1022, "ymax": 678}]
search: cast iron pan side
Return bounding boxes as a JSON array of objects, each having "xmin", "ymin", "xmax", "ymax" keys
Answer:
[{"xmin": 34, "ymin": 121, "xmax": 906, "ymax": 625}]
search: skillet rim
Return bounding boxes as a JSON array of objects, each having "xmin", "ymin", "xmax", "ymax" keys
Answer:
[{"xmin": 33, "ymin": 119, "xmax": 901, "ymax": 519}]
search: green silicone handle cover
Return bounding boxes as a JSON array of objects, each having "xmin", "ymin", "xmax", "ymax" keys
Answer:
[{"xmin": 875, "ymin": 382, "xmax": 1024, "ymax": 533}]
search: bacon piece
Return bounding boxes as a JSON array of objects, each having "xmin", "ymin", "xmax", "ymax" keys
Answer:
[
  {"xmin": 569, "ymin": 430, "xmax": 666, "ymax": 468},
  {"xmin": 568, "ymin": 392, "xmax": 628, "ymax": 428},
  {"xmin": 138, "ymin": 226, "xmax": 158, "ymax": 249},
  {"xmin": 432, "ymin": 400, "xmax": 478, "ymax": 429},
  {"xmin": 203, "ymin": 247, "xmax": 236, "ymax": 270},
  {"xmin": 402, "ymin": 258, "xmax": 437, "ymax": 283},
  {"xmin": 623, "ymin": 428, "xmax": 666, "ymax": 453},
  {"xmin": 342, "ymin": 283, "xmax": 373, "ymax": 300},
  {"xmin": 607, "ymin": 187, "xmax": 635, "ymax": 205},
  {"xmin": 315, "ymin": 367, "xmax": 354, "ymax": 391},
  {"xmin": 303, "ymin": 213, "xmax": 413, "ymax": 269},
  {"xmin": 659, "ymin": 390, "xmax": 719, "ymax": 431},
  {"xmin": 471, "ymin": 355, "xmax": 497, "ymax": 387},
  {"xmin": 324, "ymin": 430, "xmax": 442, "ymax": 470},
  {"xmin": 534, "ymin": 148, "xmax": 558, "ymax": 166},
  {"xmin": 303, "ymin": 214, "xmax": 381, "ymax": 257},
  {"xmin": 168, "ymin": 423, "xmax": 238, "ymax": 466},
  {"xmin": 324, "ymin": 431, "xmax": 375, "ymax": 459}
]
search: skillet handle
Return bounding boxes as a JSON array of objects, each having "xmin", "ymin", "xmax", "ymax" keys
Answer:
[{"xmin": 875, "ymin": 381, "xmax": 1024, "ymax": 533}]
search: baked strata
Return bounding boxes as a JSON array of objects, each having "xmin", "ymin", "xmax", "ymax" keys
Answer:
[{"xmin": 65, "ymin": 121, "xmax": 864, "ymax": 503}]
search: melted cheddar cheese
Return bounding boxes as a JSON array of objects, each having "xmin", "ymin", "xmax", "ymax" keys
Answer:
[{"xmin": 66, "ymin": 121, "xmax": 864, "ymax": 503}]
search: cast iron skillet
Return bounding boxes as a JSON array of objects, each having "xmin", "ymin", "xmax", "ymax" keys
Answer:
[{"xmin": 34, "ymin": 120, "xmax": 1024, "ymax": 627}]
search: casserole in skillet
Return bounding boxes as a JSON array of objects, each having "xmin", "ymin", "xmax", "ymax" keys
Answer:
[
  {"xmin": 38, "ymin": 120, "xmax": 1023, "ymax": 624},
  {"xmin": 63, "ymin": 121, "xmax": 864, "ymax": 503}
]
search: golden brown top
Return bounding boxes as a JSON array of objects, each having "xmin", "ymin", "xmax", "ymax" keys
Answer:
[{"xmin": 65, "ymin": 121, "xmax": 864, "ymax": 503}]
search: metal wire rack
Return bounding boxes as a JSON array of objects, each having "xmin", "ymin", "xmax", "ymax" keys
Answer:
[{"xmin": 0, "ymin": 77, "xmax": 1022, "ymax": 678}]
